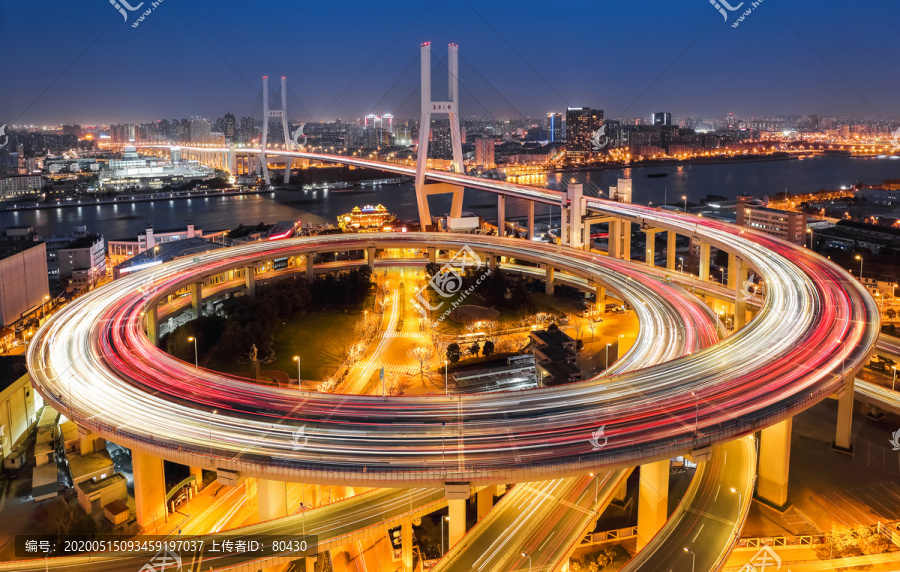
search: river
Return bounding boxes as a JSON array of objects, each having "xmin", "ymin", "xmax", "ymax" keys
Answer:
[{"xmin": 2, "ymin": 156, "xmax": 898, "ymax": 239}]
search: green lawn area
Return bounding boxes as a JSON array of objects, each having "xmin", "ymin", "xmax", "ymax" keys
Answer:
[{"xmin": 207, "ymin": 299, "xmax": 373, "ymax": 383}]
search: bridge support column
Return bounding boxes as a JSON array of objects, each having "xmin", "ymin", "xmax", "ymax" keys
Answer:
[
  {"xmin": 428, "ymin": 247, "xmax": 436, "ymax": 263},
  {"xmin": 366, "ymin": 247, "xmax": 376, "ymax": 269},
  {"xmin": 834, "ymin": 379, "xmax": 855, "ymax": 452},
  {"xmin": 644, "ymin": 230, "xmax": 657, "ymax": 266},
  {"xmin": 401, "ymin": 520, "xmax": 413, "ymax": 572},
  {"xmin": 78, "ymin": 425, "xmax": 105, "ymax": 455},
  {"xmin": 245, "ymin": 266, "xmax": 256, "ymax": 298},
  {"xmin": 147, "ymin": 306, "xmax": 159, "ymax": 345},
  {"xmin": 306, "ymin": 255, "xmax": 315, "ymax": 283},
  {"xmin": 733, "ymin": 257, "xmax": 748, "ymax": 329},
  {"xmin": 133, "ymin": 450, "xmax": 167, "ymax": 530},
  {"xmin": 545, "ymin": 266, "xmax": 555, "ymax": 295},
  {"xmin": 757, "ymin": 417, "xmax": 792, "ymax": 510},
  {"xmin": 596, "ymin": 285, "xmax": 606, "ymax": 314},
  {"xmin": 583, "ymin": 219, "xmax": 593, "ymax": 251},
  {"xmin": 637, "ymin": 459, "xmax": 669, "ymax": 550},
  {"xmin": 450, "ymin": 188, "xmax": 463, "ymax": 219},
  {"xmin": 258, "ymin": 479, "xmax": 288, "ymax": 521},
  {"xmin": 488, "ymin": 253, "xmax": 496, "ymax": 271},
  {"xmin": 727, "ymin": 253, "xmax": 737, "ymax": 289},
  {"xmin": 498, "ymin": 195, "xmax": 506, "ymax": 237},
  {"xmin": 477, "ymin": 486, "xmax": 496, "ymax": 521},
  {"xmin": 608, "ymin": 221, "xmax": 621, "ymax": 258},
  {"xmin": 698, "ymin": 242, "xmax": 711, "ymax": 282},
  {"xmin": 527, "ymin": 201, "xmax": 535, "ymax": 241},
  {"xmin": 667, "ymin": 231, "xmax": 677, "ymax": 271},
  {"xmin": 191, "ymin": 282, "xmax": 203, "ymax": 319},
  {"xmin": 565, "ymin": 183, "xmax": 584, "ymax": 248},
  {"xmin": 189, "ymin": 467, "xmax": 203, "ymax": 489},
  {"xmin": 448, "ymin": 498, "xmax": 466, "ymax": 548}
]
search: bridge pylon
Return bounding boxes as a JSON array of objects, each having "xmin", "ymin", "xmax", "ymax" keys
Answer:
[
  {"xmin": 260, "ymin": 76, "xmax": 293, "ymax": 187},
  {"xmin": 415, "ymin": 42, "xmax": 465, "ymax": 229}
]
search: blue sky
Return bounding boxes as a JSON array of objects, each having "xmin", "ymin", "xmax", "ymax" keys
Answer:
[{"xmin": 2, "ymin": 0, "xmax": 898, "ymax": 124}]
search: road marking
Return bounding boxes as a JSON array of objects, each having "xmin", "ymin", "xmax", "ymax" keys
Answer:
[
  {"xmin": 714, "ymin": 484, "xmax": 720, "ymax": 501},
  {"xmin": 692, "ymin": 523, "xmax": 705, "ymax": 542}
]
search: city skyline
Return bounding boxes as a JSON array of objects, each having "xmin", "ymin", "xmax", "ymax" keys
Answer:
[{"xmin": 2, "ymin": 0, "xmax": 899, "ymax": 124}]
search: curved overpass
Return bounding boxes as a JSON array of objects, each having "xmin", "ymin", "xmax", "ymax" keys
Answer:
[{"xmin": 29, "ymin": 225, "xmax": 878, "ymax": 487}]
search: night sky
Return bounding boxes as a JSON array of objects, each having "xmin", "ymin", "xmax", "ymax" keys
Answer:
[{"xmin": 2, "ymin": 0, "xmax": 898, "ymax": 125}]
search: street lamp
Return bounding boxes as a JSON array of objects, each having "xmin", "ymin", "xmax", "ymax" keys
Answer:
[
  {"xmin": 521, "ymin": 552, "xmax": 532, "ymax": 572},
  {"xmin": 441, "ymin": 516, "xmax": 450, "ymax": 555},
  {"xmin": 187, "ymin": 336, "xmax": 198, "ymax": 369},
  {"xmin": 605, "ymin": 343, "xmax": 611, "ymax": 370},
  {"xmin": 293, "ymin": 355, "xmax": 301, "ymax": 386},
  {"xmin": 444, "ymin": 360, "xmax": 449, "ymax": 396},
  {"xmin": 682, "ymin": 195, "xmax": 687, "ymax": 212},
  {"xmin": 806, "ymin": 227, "xmax": 813, "ymax": 249},
  {"xmin": 855, "ymin": 254, "xmax": 863, "ymax": 282},
  {"xmin": 730, "ymin": 486, "xmax": 743, "ymax": 509},
  {"xmin": 41, "ymin": 294, "xmax": 50, "ymax": 320},
  {"xmin": 589, "ymin": 472, "xmax": 598, "ymax": 502},
  {"xmin": 683, "ymin": 547, "xmax": 695, "ymax": 572}
]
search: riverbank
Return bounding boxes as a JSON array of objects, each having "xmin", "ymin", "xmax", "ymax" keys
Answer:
[{"xmin": 550, "ymin": 152, "xmax": 798, "ymax": 175}]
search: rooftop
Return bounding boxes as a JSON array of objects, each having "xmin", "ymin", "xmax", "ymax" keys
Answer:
[
  {"xmin": 0, "ymin": 239, "xmax": 43, "ymax": 260},
  {"xmin": 77, "ymin": 472, "xmax": 126, "ymax": 495},
  {"xmin": 114, "ymin": 237, "xmax": 225, "ymax": 274},
  {"xmin": 531, "ymin": 328, "xmax": 575, "ymax": 348},
  {"xmin": 0, "ymin": 356, "xmax": 27, "ymax": 393}
]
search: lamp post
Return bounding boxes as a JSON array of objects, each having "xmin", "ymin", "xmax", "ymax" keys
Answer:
[
  {"xmin": 444, "ymin": 360, "xmax": 449, "ymax": 396},
  {"xmin": 682, "ymin": 195, "xmax": 687, "ymax": 212},
  {"xmin": 521, "ymin": 552, "xmax": 531, "ymax": 572},
  {"xmin": 41, "ymin": 294, "xmax": 50, "ymax": 321},
  {"xmin": 187, "ymin": 336, "xmax": 199, "ymax": 369},
  {"xmin": 806, "ymin": 227, "xmax": 813, "ymax": 249},
  {"xmin": 605, "ymin": 343, "xmax": 611, "ymax": 370},
  {"xmin": 441, "ymin": 516, "xmax": 450, "ymax": 555},
  {"xmin": 856, "ymin": 254, "xmax": 863, "ymax": 282},
  {"xmin": 589, "ymin": 472, "xmax": 598, "ymax": 502},
  {"xmin": 293, "ymin": 355, "xmax": 301, "ymax": 386},
  {"xmin": 683, "ymin": 547, "xmax": 695, "ymax": 572},
  {"xmin": 730, "ymin": 487, "xmax": 743, "ymax": 510}
]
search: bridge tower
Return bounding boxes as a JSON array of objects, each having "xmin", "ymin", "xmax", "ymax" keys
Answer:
[
  {"xmin": 414, "ymin": 42, "xmax": 465, "ymax": 229},
  {"xmin": 260, "ymin": 76, "xmax": 293, "ymax": 187}
]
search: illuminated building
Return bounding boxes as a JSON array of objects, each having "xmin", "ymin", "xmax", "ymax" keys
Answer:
[
  {"xmin": 474, "ymin": 137, "xmax": 495, "ymax": 168},
  {"xmin": 547, "ymin": 112, "xmax": 563, "ymax": 142},
  {"xmin": 565, "ymin": 107, "xmax": 603, "ymax": 159},
  {"xmin": 736, "ymin": 196, "xmax": 806, "ymax": 245},
  {"xmin": 652, "ymin": 112, "xmax": 672, "ymax": 126},
  {"xmin": 338, "ymin": 204, "xmax": 396, "ymax": 231}
]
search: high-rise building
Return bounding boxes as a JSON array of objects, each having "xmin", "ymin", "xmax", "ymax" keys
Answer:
[
  {"xmin": 565, "ymin": 107, "xmax": 603, "ymax": 159},
  {"xmin": 547, "ymin": 113, "xmax": 563, "ymax": 143},
  {"xmin": 652, "ymin": 112, "xmax": 672, "ymax": 126},
  {"xmin": 223, "ymin": 114, "xmax": 236, "ymax": 141},
  {"xmin": 474, "ymin": 137, "xmax": 495, "ymax": 168},
  {"xmin": 189, "ymin": 117, "xmax": 211, "ymax": 143}
]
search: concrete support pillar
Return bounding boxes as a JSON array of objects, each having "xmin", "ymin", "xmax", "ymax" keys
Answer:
[
  {"xmin": 245, "ymin": 266, "xmax": 256, "ymax": 298},
  {"xmin": 698, "ymin": 242, "xmax": 711, "ymax": 282},
  {"xmin": 477, "ymin": 486, "xmax": 496, "ymax": 521},
  {"xmin": 527, "ymin": 201, "xmax": 535, "ymax": 241},
  {"xmin": 834, "ymin": 379, "xmax": 855, "ymax": 452},
  {"xmin": 609, "ymin": 221, "xmax": 621, "ymax": 258},
  {"xmin": 133, "ymin": 449, "xmax": 167, "ymax": 530},
  {"xmin": 667, "ymin": 231, "xmax": 677, "ymax": 271},
  {"xmin": 401, "ymin": 521, "xmax": 413, "ymax": 572},
  {"xmin": 583, "ymin": 220, "xmax": 592, "ymax": 251},
  {"xmin": 78, "ymin": 425, "xmax": 105, "ymax": 456},
  {"xmin": 450, "ymin": 189, "xmax": 464, "ymax": 219},
  {"xmin": 147, "ymin": 306, "xmax": 159, "ymax": 345},
  {"xmin": 545, "ymin": 266, "xmax": 555, "ymax": 295},
  {"xmin": 488, "ymin": 253, "xmax": 496, "ymax": 271},
  {"xmin": 306, "ymin": 254, "xmax": 315, "ymax": 283},
  {"xmin": 366, "ymin": 248, "xmax": 376, "ymax": 269},
  {"xmin": 644, "ymin": 230, "xmax": 657, "ymax": 267},
  {"xmin": 448, "ymin": 498, "xmax": 466, "ymax": 548},
  {"xmin": 189, "ymin": 467, "xmax": 203, "ymax": 489},
  {"xmin": 497, "ymin": 195, "xmax": 506, "ymax": 237},
  {"xmin": 622, "ymin": 220, "xmax": 631, "ymax": 260},
  {"xmin": 597, "ymin": 285, "xmax": 607, "ymax": 314},
  {"xmin": 428, "ymin": 247, "xmax": 436, "ymax": 263},
  {"xmin": 258, "ymin": 479, "xmax": 288, "ymax": 521},
  {"xmin": 191, "ymin": 282, "xmax": 202, "ymax": 319},
  {"xmin": 733, "ymin": 256, "xmax": 747, "ymax": 330},
  {"xmin": 637, "ymin": 459, "xmax": 669, "ymax": 550},
  {"xmin": 758, "ymin": 417, "xmax": 792, "ymax": 509}
]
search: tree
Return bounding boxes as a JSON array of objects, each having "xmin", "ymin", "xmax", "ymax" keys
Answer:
[
  {"xmin": 446, "ymin": 343, "xmax": 461, "ymax": 363},
  {"xmin": 587, "ymin": 319, "xmax": 598, "ymax": 341},
  {"xmin": 482, "ymin": 340, "xmax": 495, "ymax": 358},
  {"xmin": 424, "ymin": 262, "xmax": 442, "ymax": 277},
  {"xmin": 407, "ymin": 346, "xmax": 434, "ymax": 380},
  {"xmin": 47, "ymin": 498, "xmax": 75, "ymax": 542},
  {"xmin": 571, "ymin": 318, "xmax": 584, "ymax": 341},
  {"xmin": 887, "ymin": 307, "xmax": 896, "ymax": 325},
  {"xmin": 468, "ymin": 343, "xmax": 480, "ymax": 358}
]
